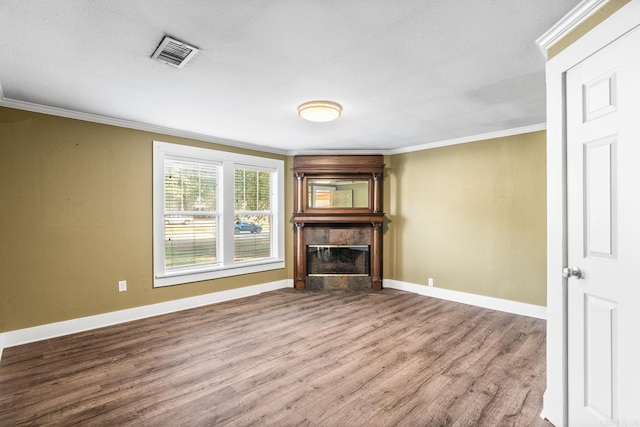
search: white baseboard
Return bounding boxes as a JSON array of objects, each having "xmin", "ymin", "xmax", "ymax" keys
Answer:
[
  {"xmin": 1, "ymin": 279, "xmax": 544, "ymax": 362},
  {"xmin": 0, "ymin": 279, "xmax": 292, "ymax": 361},
  {"xmin": 384, "ymin": 279, "xmax": 546, "ymax": 319}
]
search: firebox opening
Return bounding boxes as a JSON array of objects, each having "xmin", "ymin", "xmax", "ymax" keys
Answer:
[{"xmin": 307, "ymin": 245, "xmax": 370, "ymax": 276}]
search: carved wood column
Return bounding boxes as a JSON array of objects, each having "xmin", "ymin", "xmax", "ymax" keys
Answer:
[
  {"xmin": 294, "ymin": 222, "xmax": 306, "ymax": 290},
  {"xmin": 294, "ymin": 172, "xmax": 304, "ymax": 214},
  {"xmin": 372, "ymin": 172, "xmax": 382, "ymax": 213},
  {"xmin": 371, "ymin": 222, "xmax": 382, "ymax": 291}
]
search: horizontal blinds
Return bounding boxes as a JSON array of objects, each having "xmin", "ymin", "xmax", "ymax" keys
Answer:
[
  {"xmin": 164, "ymin": 159, "xmax": 219, "ymax": 272},
  {"xmin": 234, "ymin": 167, "xmax": 272, "ymax": 262}
]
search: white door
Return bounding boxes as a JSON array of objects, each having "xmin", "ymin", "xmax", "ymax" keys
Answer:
[{"xmin": 566, "ymin": 27, "xmax": 640, "ymax": 426}]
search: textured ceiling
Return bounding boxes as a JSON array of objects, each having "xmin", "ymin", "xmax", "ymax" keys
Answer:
[{"xmin": 0, "ymin": 1, "xmax": 578, "ymax": 154}]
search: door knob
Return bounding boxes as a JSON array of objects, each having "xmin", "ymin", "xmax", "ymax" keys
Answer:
[{"xmin": 562, "ymin": 266, "xmax": 583, "ymax": 279}]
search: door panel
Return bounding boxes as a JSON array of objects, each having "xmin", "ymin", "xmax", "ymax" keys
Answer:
[
  {"xmin": 583, "ymin": 136, "xmax": 616, "ymax": 258},
  {"xmin": 566, "ymin": 27, "xmax": 640, "ymax": 426},
  {"xmin": 584, "ymin": 293, "xmax": 617, "ymax": 420},
  {"xmin": 582, "ymin": 70, "xmax": 617, "ymax": 122}
]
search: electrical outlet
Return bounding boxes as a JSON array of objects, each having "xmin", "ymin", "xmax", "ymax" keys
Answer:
[
  {"xmin": 118, "ymin": 280, "xmax": 127, "ymax": 292},
  {"xmin": 428, "ymin": 277, "xmax": 434, "ymax": 287}
]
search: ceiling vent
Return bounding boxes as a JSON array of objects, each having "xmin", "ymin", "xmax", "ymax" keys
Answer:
[{"xmin": 151, "ymin": 36, "xmax": 199, "ymax": 68}]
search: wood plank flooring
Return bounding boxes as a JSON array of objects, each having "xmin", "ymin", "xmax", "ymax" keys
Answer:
[{"xmin": 0, "ymin": 289, "xmax": 552, "ymax": 426}]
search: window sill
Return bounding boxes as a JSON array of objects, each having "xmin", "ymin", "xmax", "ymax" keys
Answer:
[{"xmin": 154, "ymin": 259, "xmax": 285, "ymax": 287}]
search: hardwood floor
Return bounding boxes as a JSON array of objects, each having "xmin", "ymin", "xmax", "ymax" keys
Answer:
[{"xmin": 0, "ymin": 289, "xmax": 552, "ymax": 426}]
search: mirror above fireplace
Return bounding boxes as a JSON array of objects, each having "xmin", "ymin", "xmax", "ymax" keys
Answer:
[{"xmin": 308, "ymin": 179, "xmax": 370, "ymax": 209}]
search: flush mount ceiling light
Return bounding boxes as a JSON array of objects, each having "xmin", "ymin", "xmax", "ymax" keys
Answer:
[{"xmin": 297, "ymin": 100, "xmax": 342, "ymax": 122}]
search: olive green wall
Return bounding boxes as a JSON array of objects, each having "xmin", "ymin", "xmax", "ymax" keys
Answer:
[
  {"xmin": 0, "ymin": 105, "xmax": 546, "ymax": 334},
  {"xmin": 0, "ymin": 107, "xmax": 292, "ymax": 333},
  {"xmin": 386, "ymin": 132, "xmax": 547, "ymax": 306},
  {"xmin": 548, "ymin": 0, "xmax": 631, "ymax": 59}
]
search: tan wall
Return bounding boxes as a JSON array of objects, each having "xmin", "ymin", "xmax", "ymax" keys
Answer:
[
  {"xmin": 0, "ymin": 107, "xmax": 293, "ymax": 332},
  {"xmin": 386, "ymin": 132, "xmax": 547, "ymax": 306},
  {"xmin": 548, "ymin": 0, "xmax": 631, "ymax": 59},
  {"xmin": 0, "ymin": 104, "xmax": 547, "ymax": 333}
]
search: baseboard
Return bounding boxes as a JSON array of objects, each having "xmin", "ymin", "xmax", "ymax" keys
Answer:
[
  {"xmin": 0, "ymin": 279, "xmax": 292, "ymax": 361},
  {"xmin": 1, "ymin": 279, "xmax": 544, "ymax": 362},
  {"xmin": 384, "ymin": 279, "xmax": 546, "ymax": 319}
]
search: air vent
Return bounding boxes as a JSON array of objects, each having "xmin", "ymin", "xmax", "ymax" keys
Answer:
[{"xmin": 151, "ymin": 36, "xmax": 199, "ymax": 68}]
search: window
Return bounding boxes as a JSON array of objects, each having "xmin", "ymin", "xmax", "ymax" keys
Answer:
[
  {"xmin": 234, "ymin": 167, "xmax": 272, "ymax": 262},
  {"xmin": 153, "ymin": 141, "xmax": 284, "ymax": 287}
]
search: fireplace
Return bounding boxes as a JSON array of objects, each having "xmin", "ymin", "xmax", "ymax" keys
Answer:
[
  {"xmin": 307, "ymin": 245, "xmax": 370, "ymax": 276},
  {"xmin": 298, "ymin": 223, "xmax": 379, "ymax": 291},
  {"xmin": 292, "ymin": 155, "xmax": 385, "ymax": 291}
]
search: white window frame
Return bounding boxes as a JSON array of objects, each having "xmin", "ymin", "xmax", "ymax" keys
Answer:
[{"xmin": 153, "ymin": 141, "xmax": 285, "ymax": 287}]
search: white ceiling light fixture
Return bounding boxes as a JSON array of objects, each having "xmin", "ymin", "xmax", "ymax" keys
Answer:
[
  {"xmin": 151, "ymin": 36, "xmax": 199, "ymax": 68},
  {"xmin": 297, "ymin": 100, "xmax": 342, "ymax": 122}
]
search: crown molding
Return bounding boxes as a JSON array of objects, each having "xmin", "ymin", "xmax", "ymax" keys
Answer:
[
  {"xmin": 536, "ymin": 0, "xmax": 609, "ymax": 58},
  {"xmin": 386, "ymin": 123, "xmax": 547, "ymax": 155},
  {"xmin": 291, "ymin": 123, "xmax": 547, "ymax": 156},
  {"xmin": 1, "ymin": 87, "xmax": 545, "ymax": 157},
  {"xmin": 286, "ymin": 148, "xmax": 387, "ymax": 156},
  {"xmin": 0, "ymin": 92, "xmax": 289, "ymax": 156}
]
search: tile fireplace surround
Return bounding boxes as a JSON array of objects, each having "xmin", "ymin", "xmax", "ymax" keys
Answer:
[{"xmin": 292, "ymin": 155, "xmax": 384, "ymax": 291}]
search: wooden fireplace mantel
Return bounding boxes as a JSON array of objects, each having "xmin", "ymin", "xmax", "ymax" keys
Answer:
[
  {"xmin": 293, "ymin": 213, "xmax": 384, "ymax": 225},
  {"xmin": 293, "ymin": 155, "xmax": 384, "ymax": 291}
]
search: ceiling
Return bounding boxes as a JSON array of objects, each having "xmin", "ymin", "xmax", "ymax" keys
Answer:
[{"xmin": 0, "ymin": 1, "xmax": 579, "ymax": 154}]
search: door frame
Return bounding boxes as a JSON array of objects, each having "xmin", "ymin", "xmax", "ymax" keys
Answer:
[{"xmin": 544, "ymin": 2, "xmax": 640, "ymax": 426}]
